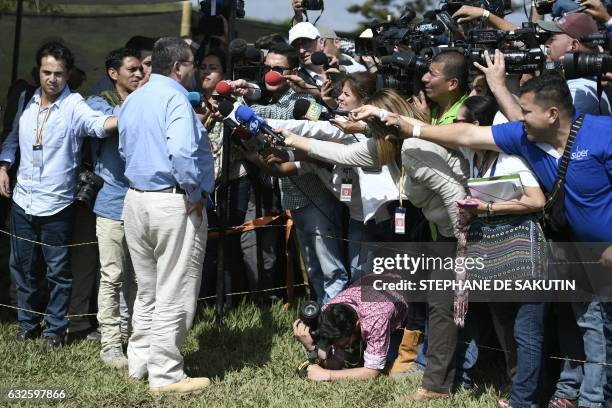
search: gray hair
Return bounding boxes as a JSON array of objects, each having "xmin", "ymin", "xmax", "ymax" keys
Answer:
[{"xmin": 152, "ymin": 37, "xmax": 192, "ymax": 76}]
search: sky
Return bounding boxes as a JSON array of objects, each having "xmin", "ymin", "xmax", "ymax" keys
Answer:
[
  {"xmin": 243, "ymin": 0, "xmax": 530, "ymax": 33},
  {"xmin": 244, "ymin": 0, "xmax": 368, "ymax": 32}
]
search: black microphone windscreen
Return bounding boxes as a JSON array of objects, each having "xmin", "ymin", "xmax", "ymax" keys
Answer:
[
  {"xmin": 245, "ymin": 46, "xmax": 262, "ymax": 62},
  {"xmin": 310, "ymin": 51, "xmax": 329, "ymax": 66},
  {"xmin": 423, "ymin": 10, "xmax": 437, "ymax": 22},
  {"xmin": 219, "ymin": 100, "xmax": 235, "ymax": 117},
  {"xmin": 229, "ymin": 38, "xmax": 248, "ymax": 58},
  {"xmin": 293, "ymin": 99, "xmax": 311, "ymax": 120}
]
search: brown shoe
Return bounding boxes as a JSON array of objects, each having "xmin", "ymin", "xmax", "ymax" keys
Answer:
[
  {"xmin": 401, "ymin": 387, "xmax": 449, "ymax": 402},
  {"xmin": 150, "ymin": 377, "xmax": 211, "ymax": 395}
]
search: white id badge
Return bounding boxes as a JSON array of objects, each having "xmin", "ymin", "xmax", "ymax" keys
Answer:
[
  {"xmin": 340, "ymin": 179, "xmax": 352, "ymax": 202},
  {"xmin": 32, "ymin": 145, "xmax": 43, "ymax": 168},
  {"xmin": 395, "ymin": 207, "xmax": 406, "ymax": 234}
]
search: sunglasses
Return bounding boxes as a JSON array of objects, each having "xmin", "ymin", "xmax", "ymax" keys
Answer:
[{"xmin": 263, "ymin": 65, "xmax": 290, "ymax": 74}]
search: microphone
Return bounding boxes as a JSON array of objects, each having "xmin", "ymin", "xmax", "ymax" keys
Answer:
[
  {"xmin": 311, "ymin": 51, "xmax": 330, "ymax": 69},
  {"xmin": 264, "ymin": 70, "xmax": 285, "ymax": 87},
  {"xmin": 218, "ymin": 100, "xmax": 258, "ymax": 147},
  {"xmin": 229, "ymin": 38, "xmax": 248, "ymax": 59},
  {"xmin": 234, "ymin": 105, "xmax": 286, "ymax": 146},
  {"xmin": 187, "ymin": 92, "xmax": 203, "ymax": 107},
  {"xmin": 292, "ymin": 99, "xmax": 349, "ymax": 121},
  {"xmin": 245, "ymin": 46, "xmax": 263, "ymax": 63},
  {"xmin": 215, "ymin": 80, "xmax": 232, "ymax": 96},
  {"xmin": 412, "ymin": 20, "xmax": 446, "ymax": 35}
]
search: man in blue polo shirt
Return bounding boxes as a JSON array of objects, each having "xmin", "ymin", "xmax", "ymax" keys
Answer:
[{"xmin": 372, "ymin": 73, "xmax": 611, "ymax": 408}]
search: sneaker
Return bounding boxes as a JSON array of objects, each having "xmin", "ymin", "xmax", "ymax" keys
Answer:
[
  {"xmin": 100, "ymin": 346, "xmax": 128, "ymax": 369},
  {"xmin": 42, "ymin": 335, "xmax": 64, "ymax": 352},
  {"xmin": 548, "ymin": 398, "xmax": 577, "ymax": 408},
  {"xmin": 149, "ymin": 377, "xmax": 211, "ymax": 395},
  {"xmin": 85, "ymin": 330, "xmax": 101, "ymax": 342},
  {"xmin": 16, "ymin": 326, "xmax": 42, "ymax": 342},
  {"xmin": 389, "ymin": 364, "xmax": 425, "ymax": 380}
]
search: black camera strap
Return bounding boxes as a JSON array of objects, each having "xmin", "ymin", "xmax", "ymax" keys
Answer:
[{"xmin": 543, "ymin": 113, "xmax": 584, "ymax": 222}]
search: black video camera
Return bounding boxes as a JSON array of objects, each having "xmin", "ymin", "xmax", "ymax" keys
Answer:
[
  {"xmin": 200, "ymin": 0, "xmax": 245, "ymax": 18},
  {"xmin": 557, "ymin": 51, "xmax": 612, "ymax": 79},
  {"xmin": 75, "ymin": 169, "xmax": 104, "ymax": 206}
]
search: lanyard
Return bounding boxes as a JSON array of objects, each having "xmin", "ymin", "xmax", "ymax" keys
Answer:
[
  {"xmin": 35, "ymin": 106, "xmax": 52, "ymax": 146},
  {"xmin": 399, "ymin": 167, "xmax": 405, "ymax": 207},
  {"xmin": 472, "ymin": 152, "xmax": 498, "ymax": 178}
]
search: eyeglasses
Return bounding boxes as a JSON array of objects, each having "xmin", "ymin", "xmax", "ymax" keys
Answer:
[
  {"xmin": 179, "ymin": 60, "xmax": 195, "ymax": 67},
  {"xmin": 263, "ymin": 65, "xmax": 290, "ymax": 74}
]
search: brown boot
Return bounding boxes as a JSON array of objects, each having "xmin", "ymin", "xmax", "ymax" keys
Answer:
[
  {"xmin": 388, "ymin": 329, "xmax": 424, "ymax": 377},
  {"xmin": 400, "ymin": 387, "xmax": 449, "ymax": 402}
]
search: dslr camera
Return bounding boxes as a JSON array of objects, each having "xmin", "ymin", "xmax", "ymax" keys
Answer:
[
  {"xmin": 299, "ymin": 300, "xmax": 321, "ymax": 344},
  {"xmin": 75, "ymin": 169, "xmax": 104, "ymax": 206},
  {"xmin": 301, "ymin": 0, "xmax": 324, "ymax": 10}
]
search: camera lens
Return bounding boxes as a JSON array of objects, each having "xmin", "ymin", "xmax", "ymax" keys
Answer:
[{"xmin": 562, "ymin": 52, "xmax": 612, "ymax": 80}]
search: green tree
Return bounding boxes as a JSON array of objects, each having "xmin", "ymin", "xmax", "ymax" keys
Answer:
[{"xmin": 347, "ymin": 0, "xmax": 437, "ymax": 30}]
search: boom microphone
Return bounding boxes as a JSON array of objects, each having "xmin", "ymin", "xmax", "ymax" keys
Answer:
[{"xmin": 229, "ymin": 38, "xmax": 248, "ymax": 59}]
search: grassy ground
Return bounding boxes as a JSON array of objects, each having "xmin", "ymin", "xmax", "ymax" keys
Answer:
[{"xmin": 0, "ymin": 301, "xmax": 505, "ymax": 407}]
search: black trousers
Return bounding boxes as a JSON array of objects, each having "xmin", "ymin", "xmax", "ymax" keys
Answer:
[{"xmin": 422, "ymin": 235, "xmax": 458, "ymax": 394}]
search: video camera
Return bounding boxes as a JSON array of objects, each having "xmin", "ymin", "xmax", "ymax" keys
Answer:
[{"xmin": 200, "ymin": 0, "xmax": 245, "ymax": 18}]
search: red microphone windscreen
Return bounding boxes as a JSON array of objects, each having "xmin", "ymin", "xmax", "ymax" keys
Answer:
[
  {"xmin": 265, "ymin": 71, "xmax": 284, "ymax": 87},
  {"xmin": 215, "ymin": 80, "xmax": 232, "ymax": 96}
]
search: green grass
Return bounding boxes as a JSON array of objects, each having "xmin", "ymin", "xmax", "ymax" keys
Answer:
[{"xmin": 0, "ymin": 301, "xmax": 505, "ymax": 407}]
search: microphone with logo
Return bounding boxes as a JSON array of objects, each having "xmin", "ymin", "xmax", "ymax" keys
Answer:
[
  {"xmin": 234, "ymin": 105, "xmax": 286, "ymax": 146},
  {"xmin": 292, "ymin": 99, "xmax": 350, "ymax": 121},
  {"xmin": 218, "ymin": 100, "xmax": 263, "ymax": 150}
]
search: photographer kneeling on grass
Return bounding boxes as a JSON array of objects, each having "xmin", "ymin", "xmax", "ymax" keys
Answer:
[{"xmin": 293, "ymin": 277, "xmax": 409, "ymax": 381}]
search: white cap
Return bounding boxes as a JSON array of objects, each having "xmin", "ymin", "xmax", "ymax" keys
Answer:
[{"xmin": 289, "ymin": 22, "xmax": 320, "ymax": 45}]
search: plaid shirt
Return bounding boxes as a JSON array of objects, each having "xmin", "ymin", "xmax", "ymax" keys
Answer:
[{"xmin": 251, "ymin": 89, "xmax": 331, "ymax": 210}]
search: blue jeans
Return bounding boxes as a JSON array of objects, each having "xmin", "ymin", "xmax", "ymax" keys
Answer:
[
  {"xmin": 603, "ymin": 302, "xmax": 612, "ymax": 406},
  {"xmin": 292, "ymin": 195, "xmax": 348, "ymax": 304},
  {"xmin": 347, "ymin": 217, "xmax": 394, "ymax": 284},
  {"xmin": 10, "ymin": 202, "xmax": 74, "ymax": 337},
  {"xmin": 509, "ymin": 303, "xmax": 546, "ymax": 408},
  {"xmin": 555, "ymin": 301, "xmax": 606, "ymax": 408}
]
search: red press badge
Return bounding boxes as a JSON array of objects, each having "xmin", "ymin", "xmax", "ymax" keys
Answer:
[
  {"xmin": 395, "ymin": 207, "xmax": 406, "ymax": 234},
  {"xmin": 340, "ymin": 179, "xmax": 352, "ymax": 202}
]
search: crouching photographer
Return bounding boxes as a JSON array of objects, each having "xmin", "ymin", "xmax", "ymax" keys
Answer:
[{"xmin": 292, "ymin": 278, "xmax": 409, "ymax": 381}]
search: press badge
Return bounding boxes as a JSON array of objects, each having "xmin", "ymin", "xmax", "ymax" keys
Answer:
[
  {"xmin": 32, "ymin": 145, "xmax": 43, "ymax": 168},
  {"xmin": 395, "ymin": 207, "xmax": 406, "ymax": 234},
  {"xmin": 340, "ymin": 179, "xmax": 352, "ymax": 202}
]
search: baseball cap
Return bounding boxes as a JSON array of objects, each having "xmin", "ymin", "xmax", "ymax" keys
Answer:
[
  {"xmin": 289, "ymin": 22, "xmax": 320, "ymax": 45},
  {"xmin": 317, "ymin": 26, "xmax": 339, "ymax": 40},
  {"xmin": 536, "ymin": 12, "xmax": 598, "ymax": 40}
]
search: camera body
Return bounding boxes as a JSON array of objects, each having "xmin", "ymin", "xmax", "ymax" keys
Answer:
[
  {"xmin": 75, "ymin": 169, "xmax": 104, "ymax": 206},
  {"xmin": 301, "ymin": 0, "xmax": 324, "ymax": 11}
]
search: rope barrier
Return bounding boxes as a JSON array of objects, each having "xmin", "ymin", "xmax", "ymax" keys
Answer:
[{"xmin": 1, "ymin": 299, "xmax": 609, "ymax": 367}]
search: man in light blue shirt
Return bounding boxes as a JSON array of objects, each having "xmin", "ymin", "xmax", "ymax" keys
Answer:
[
  {"xmin": 0, "ymin": 42, "xmax": 117, "ymax": 351},
  {"xmin": 118, "ymin": 37, "xmax": 214, "ymax": 395},
  {"xmin": 86, "ymin": 47, "xmax": 143, "ymax": 369}
]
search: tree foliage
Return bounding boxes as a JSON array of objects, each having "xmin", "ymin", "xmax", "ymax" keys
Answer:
[{"xmin": 347, "ymin": 0, "xmax": 438, "ymax": 29}]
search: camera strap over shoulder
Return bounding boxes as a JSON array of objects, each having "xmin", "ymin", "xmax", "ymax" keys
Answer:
[{"xmin": 545, "ymin": 113, "xmax": 584, "ymax": 207}]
